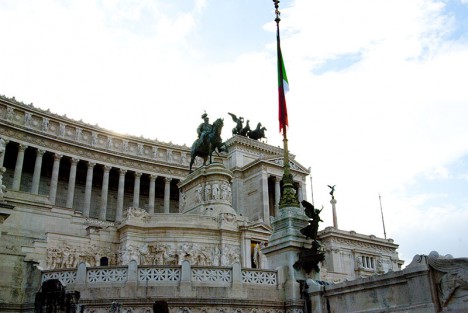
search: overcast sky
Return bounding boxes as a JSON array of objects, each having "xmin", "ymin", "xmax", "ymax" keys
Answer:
[{"xmin": 1, "ymin": 0, "xmax": 467, "ymax": 264}]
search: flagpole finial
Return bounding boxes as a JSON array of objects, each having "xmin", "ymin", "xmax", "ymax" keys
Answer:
[{"xmin": 273, "ymin": 0, "xmax": 281, "ymax": 24}]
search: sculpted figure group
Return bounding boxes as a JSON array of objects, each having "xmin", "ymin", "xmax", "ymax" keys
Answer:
[
  {"xmin": 228, "ymin": 112, "xmax": 267, "ymax": 141},
  {"xmin": 194, "ymin": 182, "xmax": 232, "ymax": 203},
  {"xmin": 119, "ymin": 242, "xmax": 240, "ymax": 267}
]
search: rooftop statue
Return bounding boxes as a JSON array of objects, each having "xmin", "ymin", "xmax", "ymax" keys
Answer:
[
  {"xmin": 190, "ymin": 113, "xmax": 227, "ymax": 173},
  {"xmin": 247, "ymin": 122, "xmax": 267, "ymax": 141},
  {"xmin": 228, "ymin": 113, "xmax": 244, "ymax": 136},
  {"xmin": 328, "ymin": 184, "xmax": 336, "ymax": 200},
  {"xmin": 239, "ymin": 120, "xmax": 250, "ymax": 136},
  {"xmin": 228, "ymin": 114, "xmax": 267, "ymax": 141}
]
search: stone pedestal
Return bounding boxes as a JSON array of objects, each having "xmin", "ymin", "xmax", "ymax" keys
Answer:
[
  {"xmin": 178, "ymin": 163, "xmax": 236, "ymax": 217},
  {"xmin": 263, "ymin": 206, "xmax": 311, "ymax": 308}
]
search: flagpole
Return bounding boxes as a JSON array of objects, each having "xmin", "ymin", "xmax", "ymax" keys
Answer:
[{"xmin": 274, "ymin": 0, "xmax": 299, "ymax": 209}]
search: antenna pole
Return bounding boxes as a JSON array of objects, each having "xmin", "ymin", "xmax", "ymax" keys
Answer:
[
  {"xmin": 309, "ymin": 172, "xmax": 315, "ymax": 206},
  {"xmin": 379, "ymin": 194, "xmax": 387, "ymax": 239}
]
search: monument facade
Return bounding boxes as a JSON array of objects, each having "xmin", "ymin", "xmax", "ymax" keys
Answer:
[{"xmin": 1, "ymin": 95, "xmax": 463, "ymax": 313}]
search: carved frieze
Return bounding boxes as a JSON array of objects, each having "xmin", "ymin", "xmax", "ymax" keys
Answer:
[
  {"xmin": 0, "ymin": 96, "xmax": 192, "ymax": 176},
  {"xmin": 46, "ymin": 243, "xmax": 117, "ymax": 269}
]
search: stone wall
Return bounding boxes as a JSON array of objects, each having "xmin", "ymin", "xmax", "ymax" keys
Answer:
[{"xmin": 308, "ymin": 252, "xmax": 468, "ymax": 313}]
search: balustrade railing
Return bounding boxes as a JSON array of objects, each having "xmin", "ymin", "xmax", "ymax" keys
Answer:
[
  {"xmin": 138, "ymin": 267, "xmax": 180, "ymax": 282},
  {"xmin": 41, "ymin": 263, "xmax": 278, "ymax": 288},
  {"xmin": 241, "ymin": 269, "xmax": 277, "ymax": 285},
  {"xmin": 42, "ymin": 270, "xmax": 77, "ymax": 285},
  {"xmin": 192, "ymin": 267, "xmax": 232, "ymax": 283},
  {"xmin": 87, "ymin": 268, "xmax": 128, "ymax": 283}
]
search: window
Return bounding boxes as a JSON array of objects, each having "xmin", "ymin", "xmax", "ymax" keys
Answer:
[{"xmin": 361, "ymin": 256, "xmax": 375, "ymax": 269}]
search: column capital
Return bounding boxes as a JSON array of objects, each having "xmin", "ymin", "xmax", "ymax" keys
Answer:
[
  {"xmin": 134, "ymin": 171, "xmax": 142, "ymax": 178},
  {"xmin": 164, "ymin": 177, "xmax": 172, "ymax": 183},
  {"xmin": 150, "ymin": 174, "xmax": 158, "ymax": 181},
  {"xmin": 36, "ymin": 149, "xmax": 46, "ymax": 157},
  {"xmin": 70, "ymin": 157, "xmax": 80, "ymax": 165},
  {"xmin": 119, "ymin": 168, "xmax": 127, "ymax": 175},
  {"xmin": 103, "ymin": 165, "xmax": 112, "ymax": 172},
  {"xmin": 18, "ymin": 144, "xmax": 28, "ymax": 152},
  {"xmin": 87, "ymin": 161, "xmax": 96, "ymax": 168},
  {"xmin": 53, "ymin": 153, "xmax": 63, "ymax": 161},
  {"xmin": 274, "ymin": 175, "xmax": 282, "ymax": 183}
]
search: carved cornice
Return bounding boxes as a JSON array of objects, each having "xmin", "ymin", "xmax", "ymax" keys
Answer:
[
  {"xmin": 0, "ymin": 96, "xmax": 192, "ymax": 178},
  {"xmin": 319, "ymin": 234, "xmax": 398, "ymax": 254},
  {"xmin": 0, "ymin": 94, "xmax": 189, "ymax": 150},
  {"xmin": 225, "ymin": 135, "xmax": 290, "ymax": 158},
  {"xmin": 0, "ymin": 124, "xmax": 188, "ymax": 179}
]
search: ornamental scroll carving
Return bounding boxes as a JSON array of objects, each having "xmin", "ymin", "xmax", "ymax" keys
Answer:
[{"xmin": 426, "ymin": 251, "xmax": 468, "ymax": 310}]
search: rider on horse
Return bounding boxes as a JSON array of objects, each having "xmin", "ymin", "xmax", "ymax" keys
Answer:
[
  {"xmin": 197, "ymin": 112, "xmax": 213, "ymax": 141},
  {"xmin": 190, "ymin": 113, "xmax": 226, "ymax": 173}
]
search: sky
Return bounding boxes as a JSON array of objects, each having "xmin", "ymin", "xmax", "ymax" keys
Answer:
[{"xmin": 0, "ymin": 0, "xmax": 467, "ymax": 264}]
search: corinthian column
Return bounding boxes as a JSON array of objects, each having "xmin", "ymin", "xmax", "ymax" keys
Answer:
[
  {"xmin": 99, "ymin": 165, "xmax": 112, "ymax": 220},
  {"xmin": 83, "ymin": 162, "xmax": 95, "ymax": 217},
  {"xmin": 49, "ymin": 153, "xmax": 62, "ymax": 205},
  {"xmin": 260, "ymin": 171, "xmax": 269, "ymax": 222},
  {"xmin": 0, "ymin": 139, "xmax": 9, "ymax": 167},
  {"xmin": 31, "ymin": 149, "xmax": 45, "ymax": 194},
  {"xmin": 148, "ymin": 174, "xmax": 157, "ymax": 214},
  {"xmin": 66, "ymin": 158, "xmax": 80, "ymax": 208},
  {"xmin": 133, "ymin": 172, "xmax": 142, "ymax": 208},
  {"xmin": 116, "ymin": 168, "xmax": 127, "ymax": 222},
  {"xmin": 164, "ymin": 177, "xmax": 172, "ymax": 213},
  {"xmin": 274, "ymin": 176, "xmax": 281, "ymax": 216},
  {"xmin": 12, "ymin": 144, "xmax": 28, "ymax": 191}
]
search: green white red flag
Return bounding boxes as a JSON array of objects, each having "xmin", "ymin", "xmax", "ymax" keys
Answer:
[{"xmin": 277, "ymin": 27, "xmax": 289, "ymax": 133}]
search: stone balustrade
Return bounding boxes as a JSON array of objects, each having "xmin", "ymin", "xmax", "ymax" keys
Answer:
[{"xmin": 41, "ymin": 261, "xmax": 278, "ymax": 288}]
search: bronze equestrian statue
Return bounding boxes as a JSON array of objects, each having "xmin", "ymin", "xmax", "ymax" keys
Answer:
[{"xmin": 190, "ymin": 114, "xmax": 227, "ymax": 173}]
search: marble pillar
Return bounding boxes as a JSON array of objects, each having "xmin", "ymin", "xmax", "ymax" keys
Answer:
[
  {"xmin": 0, "ymin": 138, "xmax": 9, "ymax": 167},
  {"xmin": 116, "ymin": 169, "xmax": 127, "ymax": 222},
  {"xmin": 148, "ymin": 174, "xmax": 157, "ymax": 214},
  {"xmin": 164, "ymin": 177, "xmax": 172, "ymax": 213},
  {"xmin": 297, "ymin": 181, "xmax": 304, "ymax": 204},
  {"xmin": 66, "ymin": 158, "xmax": 79, "ymax": 208},
  {"xmin": 83, "ymin": 162, "xmax": 95, "ymax": 217},
  {"xmin": 31, "ymin": 149, "xmax": 45, "ymax": 194},
  {"xmin": 49, "ymin": 153, "xmax": 62, "ymax": 205},
  {"xmin": 261, "ymin": 171, "xmax": 269, "ymax": 223},
  {"xmin": 274, "ymin": 176, "xmax": 281, "ymax": 217},
  {"xmin": 12, "ymin": 144, "xmax": 27, "ymax": 191},
  {"xmin": 133, "ymin": 172, "xmax": 141, "ymax": 208},
  {"xmin": 99, "ymin": 165, "xmax": 111, "ymax": 220},
  {"xmin": 331, "ymin": 198, "xmax": 338, "ymax": 229}
]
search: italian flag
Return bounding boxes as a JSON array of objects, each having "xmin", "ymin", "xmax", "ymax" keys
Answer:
[{"xmin": 277, "ymin": 29, "xmax": 289, "ymax": 133}]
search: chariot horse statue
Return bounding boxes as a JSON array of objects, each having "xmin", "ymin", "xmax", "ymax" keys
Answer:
[
  {"xmin": 190, "ymin": 118, "xmax": 227, "ymax": 172},
  {"xmin": 248, "ymin": 122, "xmax": 267, "ymax": 141}
]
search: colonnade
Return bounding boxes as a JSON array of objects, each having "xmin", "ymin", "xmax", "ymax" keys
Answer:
[{"xmin": 0, "ymin": 139, "xmax": 179, "ymax": 221}]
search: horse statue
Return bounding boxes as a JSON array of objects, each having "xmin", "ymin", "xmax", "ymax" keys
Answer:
[
  {"xmin": 239, "ymin": 120, "xmax": 250, "ymax": 137},
  {"xmin": 190, "ymin": 118, "xmax": 227, "ymax": 173},
  {"xmin": 248, "ymin": 123, "xmax": 267, "ymax": 141}
]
